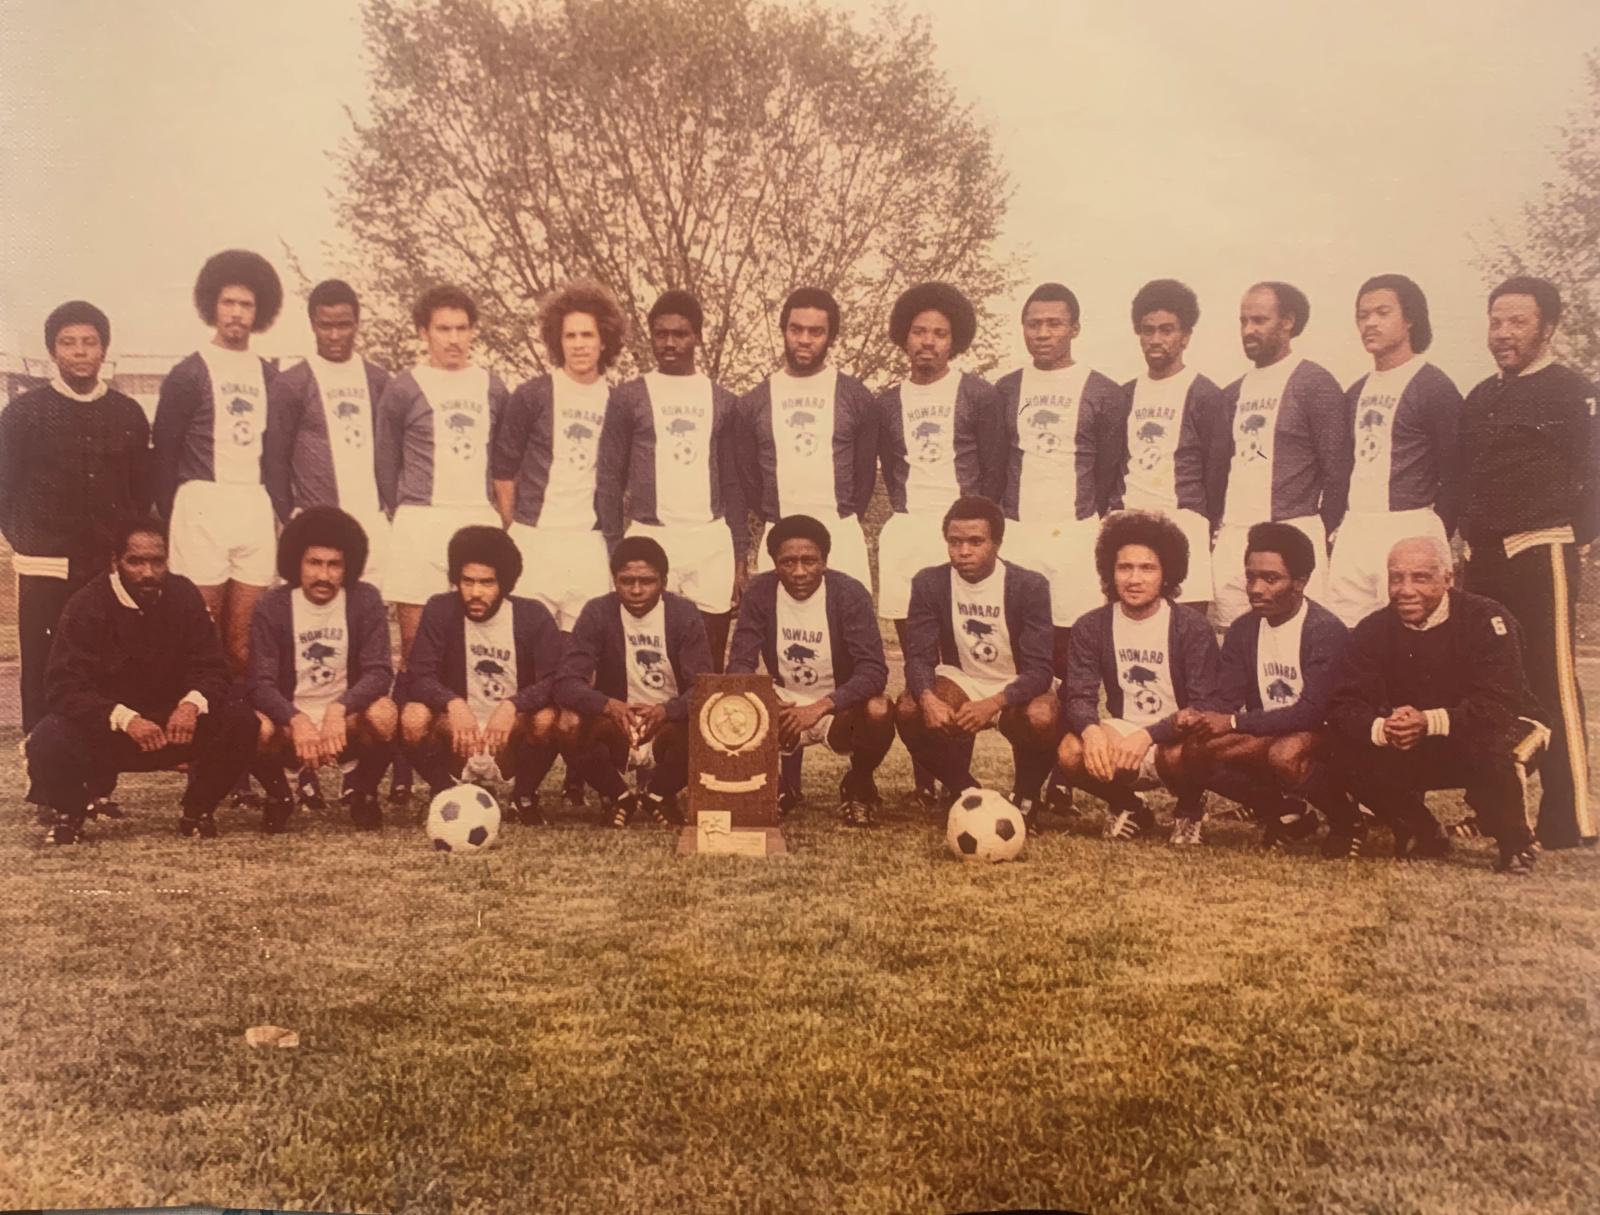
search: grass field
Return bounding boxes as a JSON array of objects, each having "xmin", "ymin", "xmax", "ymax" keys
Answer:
[{"xmin": 3, "ymin": 728, "xmax": 1598, "ymax": 1215}]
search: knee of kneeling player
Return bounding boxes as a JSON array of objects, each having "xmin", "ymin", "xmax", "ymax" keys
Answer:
[
  {"xmin": 363, "ymin": 698, "xmax": 399, "ymax": 741},
  {"xmin": 399, "ymin": 704, "xmax": 434, "ymax": 746},
  {"xmin": 256, "ymin": 711, "xmax": 277, "ymax": 749},
  {"xmin": 1023, "ymin": 695, "xmax": 1058, "ymax": 738},
  {"xmin": 894, "ymin": 693, "xmax": 921, "ymax": 732},
  {"xmin": 1266, "ymin": 735, "xmax": 1315, "ymax": 788},
  {"xmin": 526, "ymin": 707, "xmax": 558, "ymax": 744},
  {"xmin": 1056, "ymin": 732, "xmax": 1084, "ymax": 772},
  {"xmin": 862, "ymin": 696, "xmax": 895, "ymax": 728}
]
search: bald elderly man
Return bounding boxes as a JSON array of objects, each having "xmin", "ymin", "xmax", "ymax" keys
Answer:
[{"xmin": 1326, "ymin": 536, "xmax": 1547, "ymax": 872}]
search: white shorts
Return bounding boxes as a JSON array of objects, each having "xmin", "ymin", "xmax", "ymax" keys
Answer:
[
  {"xmin": 775, "ymin": 685, "xmax": 838, "ymax": 752},
  {"xmin": 627, "ymin": 518, "xmax": 736, "ymax": 613},
  {"xmin": 1100, "ymin": 717, "xmax": 1162, "ymax": 787},
  {"xmin": 1212, "ymin": 515, "xmax": 1327, "ymax": 628},
  {"xmin": 760, "ymin": 516, "xmax": 872, "ymax": 594},
  {"xmin": 509, "ymin": 523, "xmax": 611, "ymax": 631},
  {"xmin": 168, "ymin": 480, "xmax": 276, "ymax": 586},
  {"xmin": 1119, "ymin": 497, "xmax": 1214, "ymax": 604},
  {"xmin": 348, "ymin": 509, "xmax": 391, "ymax": 594},
  {"xmin": 1325, "ymin": 508, "xmax": 1449, "ymax": 629},
  {"xmin": 1002, "ymin": 516, "xmax": 1102, "ymax": 626},
  {"xmin": 876, "ymin": 511, "xmax": 951, "ymax": 619},
  {"xmin": 386, "ymin": 503, "xmax": 502, "ymax": 606},
  {"xmin": 933, "ymin": 663, "xmax": 1010, "ymax": 724}
]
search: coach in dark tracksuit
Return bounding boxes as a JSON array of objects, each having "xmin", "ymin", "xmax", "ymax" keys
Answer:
[
  {"xmin": 26, "ymin": 518, "xmax": 258, "ymax": 844},
  {"xmin": 1327, "ymin": 537, "xmax": 1546, "ymax": 872},
  {"xmin": 1459, "ymin": 276, "xmax": 1599, "ymax": 850}
]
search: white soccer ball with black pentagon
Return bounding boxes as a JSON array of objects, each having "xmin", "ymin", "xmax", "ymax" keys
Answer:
[
  {"xmin": 426, "ymin": 783, "xmax": 501, "ymax": 853},
  {"xmin": 945, "ymin": 787, "xmax": 1026, "ymax": 863}
]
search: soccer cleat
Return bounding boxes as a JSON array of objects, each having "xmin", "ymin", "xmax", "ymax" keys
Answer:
[
  {"xmin": 777, "ymin": 789, "xmax": 803, "ymax": 820},
  {"xmin": 839, "ymin": 799, "xmax": 876, "ymax": 828},
  {"xmin": 87, "ymin": 797, "xmax": 126, "ymax": 820},
  {"xmin": 46, "ymin": 815, "xmax": 86, "ymax": 845},
  {"xmin": 260, "ymin": 797, "xmax": 294, "ymax": 835},
  {"xmin": 228, "ymin": 778, "xmax": 261, "ymax": 810},
  {"xmin": 348, "ymin": 791, "xmax": 384, "ymax": 832},
  {"xmin": 1493, "ymin": 844, "xmax": 1538, "ymax": 875},
  {"xmin": 1408, "ymin": 823, "xmax": 1452, "ymax": 861},
  {"xmin": 296, "ymin": 769, "xmax": 327, "ymax": 811},
  {"xmin": 508, "ymin": 795, "xmax": 545, "ymax": 827},
  {"xmin": 1169, "ymin": 817, "xmax": 1204, "ymax": 847},
  {"xmin": 178, "ymin": 812, "xmax": 218, "ymax": 839},
  {"xmin": 1321, "ymin": 821, "xmax": 1368, "ymax": 860},
  {"xmin": 641, "ymin": 791, "xmax": 682, "ymax": 827},
  {"xmin": 908, "ymin": 782, "xmax": 943, "ymax": 813},
  {"xmin": 388, "ymin": 782, "xmax": 413, "ymax": 808},
  {"xmin": 34, "ymin": 805, "xmax": 60, "ymax": 828},
  {"xmin": 604, "ymin": 792, "xmax": 638, "ymax": 829},
  {"xmin": 1105, "ymin": 805, "xmax": 1153, "ymax": 841},
  {"xmin": 1451, "ymin": 815, "xmax": 1484, "ymax": 840}
]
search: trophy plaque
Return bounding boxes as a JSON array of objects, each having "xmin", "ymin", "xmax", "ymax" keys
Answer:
[{"xmin": 677, "ymin": 672, "xmax": 786, "ymax": 856}]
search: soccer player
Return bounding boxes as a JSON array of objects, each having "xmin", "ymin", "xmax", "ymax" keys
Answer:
[
  {"xmin": 738, "ymin": 288, "xmax": 878, "ymax": 589},
  {"xmin": 595, "ymin": 290, "xmax": 746, "ymax": 670},
  {"xmin": 728, "ymin": 514, "xmax": 894, "ymax": 825},
  {"xmin": 247, "ymin": 508, "xmax": 398, "ymax": 834},
  {"xmin": 1213, "ymin": 282, "xmax": 1353, "ymax": 626},
  {"xmin": 1174, "ymin": 523, "xmax": 1357, "ymax": 850},
  {"xmin": 24, "ymin": 517, "xmax": 258, "ymax": 844},
  {"xmin": 152, "ymin": 249, "xmax": 283, "ymax": 674},
  {"xmin": 896, "ymin": 496, "xmax": 1058, "ymax": 824},
  {"xmin": 400, "ymin": 526, "xmax": 566, "ymax": 824},
  {"xmin": 1327, "ymin": 537, "xmax": 1547, "ymax": 872},
  {"xmin": 553, "ymin": 536, "xmax": 714, "ymax": 827},
  {"xmin": 996, "ymin": 282, "xmax": 1129, "ymax": 670},
  {"xmin": 1458, "ymin": 276, "xmax": 1599, "ymax": 850},
  {"xmin": 0, "ymin": 301, "xmax": 150, "ymax": 739},
  {"xmin": 492, "ymin": 279, "xmax": 626, "ymax": 632},
  {"xmin": 1324, "ymin": 274, "xmax": 1463, "ymax": 627},
  {"xmin": 376, "ymin": 285, "xmax": 509, "ymax": 655},
  {"xmin": 263, "ymin": 280, "xmax": 393, "ymax": 589},
  {"xmin": 1122, "ymin": 279, "xmax": 1228, "ymax": 612},
  {"xmin": 1056, "ymin": 511, "xmax": 1219, "ymax": 842}
]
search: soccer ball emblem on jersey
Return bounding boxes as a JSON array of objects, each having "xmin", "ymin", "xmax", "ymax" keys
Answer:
[
  {"xmin": 1135, "ymin": 420, "xmax": 1165, "ymax": 471},
  {"xmin": 444, "ymin": 411, "xmax": 478, "ymax": 459},
  {"xmin": 1125, "ymin": 664, "xmax": 1162, "ymax": 717},
  {"xmin": 227, "ymin": 396, "xmax": 256, "ymax": 446},
  {"xmin": 1022, "ymin": 405, "xmax": 1062, "ymax": 454},
  {"xmin": 302, "ymin": 641, "xmax": 338, "ymax": 687},
  {"xmin": 473, "ymin": 658, "xmax": 512, "ymax": 703},
  {"xmin": 635, "ymin": 648, "xmax": 668, "ymax": 690},
  {"xmin": 565, "ymin": 422, "xmax": 595, "ymax": 471},
  {"xmin": 335, "ymin": 400, "xmax": 366, "ymax": 447},
  {"xmin": 1356, "ymin": 408, "xmax": 1386, "ymax": 463},
  {"xmin": 962, "ymin": 617, "xmax": 1000, "ymax": 664},
  {"xmin": 1237, "ymin": 412, "xmax": 1268, "ymax": 461},
  {"xmin": 665, "ymin": 417, "xmax": 698, "ymax": 464},
  {"xmin": 786, "ymin": 410, "xmax": 818, "ymax": 457},
  {"xmin": 783, "ymin": 642, "xmax": 820, "ymax": 687},
  {"xmin": 911, "ymin": 420, "xmax": 945, "ymax": 464}
]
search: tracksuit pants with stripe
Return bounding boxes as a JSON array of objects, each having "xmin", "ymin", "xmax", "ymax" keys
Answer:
[{"xmin": 1466, "ymin": 540, "xmax": 1593, "ymax": 847}]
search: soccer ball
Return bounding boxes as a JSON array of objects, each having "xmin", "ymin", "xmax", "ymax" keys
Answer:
[
  {"xmin": 426, "ymin": 783, "xmax": 501, "ymax": 853},
  {"xmin": 946, "ymin": 788, "xmax": 1026, "ymax": 863}
]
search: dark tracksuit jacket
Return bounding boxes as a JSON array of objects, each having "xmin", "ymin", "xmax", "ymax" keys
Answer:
[
  {"xmin": 1060, "ymin": 600, "xmax": 1221, "ymax": 745},
  {"xmin": 994, "ymin": 365, "xmax": 1128, "ymax": 521},
  {"xmin": 727, "ymin": 569, "xmax": 888, "ymax": 710},
  {"xmin": 876, "ymin": 372, "xmax": 1006, "ymax": 511},
  {"xmin": 554, "ymin": 591, "xmax": 712, "ymax": 723},
  {"xmin": 1204, "ymin": 599, "xmax": 1349, "ymax": 735},
  {"xmin": 737, "ymin": 371, "xmax": 879, "ymax": 522},
  {"xmin": 247, "ymin": 582, "xmax": 394, "ymax": 726},
  {"xmin": 263, "ymin": 357, "xmax": 392, "ymax": 524},
  {"xmin": 1121, "ymin": 370, "xmax": 1229, "ymax": 525},
  {"xmin": 1343, "ymin": 361, "xmax": 1463, "ymax": 534},
  {"xmin": 152, "ymin": 351, "xmax": 277, "ymax": 519},
  {"xmin": 904, "ymin": 562, "xmax": 1055, "ymax": 709},
  {"xmin": 405, "ymin": 593, "xmax": 564, "ymax": 715}
]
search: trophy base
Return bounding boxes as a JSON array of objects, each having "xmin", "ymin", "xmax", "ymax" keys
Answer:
[{"xmin": 676, "ymin": 823, "xmax": 787, "ymax": 857}]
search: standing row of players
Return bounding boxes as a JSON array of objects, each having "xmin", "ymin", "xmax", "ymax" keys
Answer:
[
  {"xmin": 21, "ymin": 499, "xmax": 1551, "ymax": 878},
  {"xmin": 1, "ymin": 253, "xmax": 1593, "ymax": 848}
]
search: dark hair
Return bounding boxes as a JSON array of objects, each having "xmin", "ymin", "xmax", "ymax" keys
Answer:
[
  {"xmin": 610, "ymin": 535, "xmax": 669, "ymax": 578},
  {"xmin": 1489, "ymin": 275, "xmax": 1562, "ymax": 326},
  {"xmin": 648, "ymin": 289, "xmax": 704, "ymax": 338},
  {"xmin": 889, "ymin": 282, "xmax": 977, "ymax": 356},
  {"xmin": 766, "ymin": 514, "xmax": 833, "ymax": 561},
  {"xmin": 1131, "ymin": 279, "xmax": 1199, "ymax": 332},
  {"xmin": 1356, "ymin": 274, "xmax": 1431, "ymax": 354},
  {"xmin": 113, "ymin": 514, "xmax": 166, "ymax": 558},
  {"xmin": 307, "ymin": 279, "xmax": 361, "ymax": 323},
  {"xmin": 45, "ymin": 300, "xmax": 110, "ymax": 351},
  {"xmin": 1251, "ymin": 281, "xmax": 1310, "ymax": 337},
  {"xmin": 941, "ymin": 495, "xmax": 1005, "ymax": 545},
  {"xmin": 412, "ymin": 284, "xmax": 478, "ymax": 330},
  {"xmin": 1245, "ymin": 521, "xmax": 1315, "ymax": 582},
  {"xmin": 1023, "ymin": 282, "xmax": 1080, "ymax": 326},
  {"xmin": 276, "ymin": 506, "xmax": 369, "ymax": 584},
  {"xmin": 538, "ymin": 279, "xmax": 628, "ymax": 371},
  {"xmin": 447, "ymin": 525, "xmax": 522, "ymax": 592},
  {"xmin": 780, "ymin": 288, "xmax": 840, "ymax": 343},
  {"xmin": 193, "ymin": 250, "xmax": 283, "ymax": 331},
  {"xmin": 1094, "ymin": 510, "xmax": 1190, "ymax": 601}
]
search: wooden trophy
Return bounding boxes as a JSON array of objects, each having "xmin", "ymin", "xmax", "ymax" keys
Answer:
[{"xmin": 677, "ymin": 672, "xmax": 786, "ymax": 856}]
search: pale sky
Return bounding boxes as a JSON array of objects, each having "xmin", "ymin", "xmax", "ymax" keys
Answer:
[{"xmin": 2, "ymin": 1, "xmax": 1597, "ymax": 392}]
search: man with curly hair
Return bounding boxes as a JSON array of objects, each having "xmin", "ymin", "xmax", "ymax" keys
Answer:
[
  {"xmin": 737, "ymin": 287, "xmax": 878, "ymax": 590},
  {"xmin": 1057, "ymin": 510, "xmax": 1219, "ymax": 843},
  {"xmin": 492, "ymin": 279, "xmax": 626, "ymax": 632},
  {"xmin": 153, "ymin": 249, "xmax": 284, "ymax": 675},
  {"xmin": 263, "ymin": 280, "xmax": 393, "ymax": 589},
  {"xmin": 246, "ymin": 507, "xmax": 397, "ymax": 833}
]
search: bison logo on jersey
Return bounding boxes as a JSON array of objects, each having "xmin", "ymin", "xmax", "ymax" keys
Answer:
[
  {"xmin": 665, "ymin": 417, "xmax": 698, "ymax": 465},
  {"xmin": 227, "ymin": 396, "xmax": 257, "ymax": 446},
  {"xmin": 302, "ymin": 640, "xmax": 339, "ymax": 688},
  {"xmin": 911, "ymin": 419, "xmax": 945, "ymax": 464},
  {"xmin": 782, "ymin": 642, "xmax": 820, "ymax": 687},
  {"xmin": 962, "ymin": 617, "xmax": 1000, "ymax": 664},
  {"xmin": 1266, "ymin": 677, "xmax": 1296, "ymax": 704},
  {"xmin": 444, "ymin": 411, "xmax": 478, "ymax": 459},
  {"xmin": 1135, "ymin": 419, "xmax": 1166, "ymax": 471},
  {"xmin": 1124, "ymin": 663, "xmax": 1163, "ymax": 717},
  {"xmin": 564, "ymin": 421, "xmax": 595, "ymax": 471},
  {"xmin": 1356, "ymin": 407, "xmax": 1388, "ymax": 463},
  {"xmin": 634, "ymin": 647, "xmax": 668, "ymax": 689},
  {"xmin": 334, "ymin": 399, "xmax": 367, "ymax": 446},
  {"xmin": 1237, "ymin": 411, "xmax": 1269, "ymax": 461},
  {"xmin": 473, "ymin": 658, "xmax": 512, "ymax": 703},
  {"xmin": 786, "ymin": 410, "xmax": 819, "ymax": 457},
  {"xmin": 1020, "ymin": 405, "xmax": 1064, "ymax": 455}
]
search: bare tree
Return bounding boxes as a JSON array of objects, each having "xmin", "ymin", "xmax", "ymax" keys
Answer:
[
  {"xmin": 331, "ymin": 0, "xmax": 1018, "ymax": 389},
  {"xmin": 1476, "ymin": 49, "xmax": 1600, "ymax": 379}
]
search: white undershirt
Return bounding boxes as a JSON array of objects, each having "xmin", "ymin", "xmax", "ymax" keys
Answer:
[
  {"xmin": 770, "ymin": 366, "xmax": 839, "ymax": 517},
  {"xmin": 464, "ymin": 604, "xmax": 518, "ymax": 726},
  {"xmin": 413, "ymin": 363, "xmax": 493, "ymax": 506},
  {"xmin": 1256, "ymin": 598, "xmax": 1307, "ymax": 710},
  {"xmin": 311, "ymin": 355, "xmax": 381, "ymax": 517},
  {"xmin": 1015, "ymin": 363, "xmax": 1090, "ymax": 522},
  {"xmin": 542, "ymin": 372, "xmax": 609, "ymax": 529},
  {"xmin": 1124, "ymin": 366, "xmax": 1198, "ymax": 510},
  {"xmin": 1112, "ymin": 599, "xmax": 1176, "ymax": 728},
  {"xmin": 622, "ymin": 600, "xmax": 677, "ymax": 705},
  {"xmin": 201, "ymin": 345, "xmax": 267, "ymax": 485},
  {"xmin": 774, "ymin": 581, "xmax": 834, "ymax": 700},
  {"xmin": 647, "ymin": 371, "xmax": 714, "ymax": 526}
]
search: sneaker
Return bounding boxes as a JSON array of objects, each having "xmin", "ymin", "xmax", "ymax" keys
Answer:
[
  {"xmin": 46, "ymin": 815, "xmax": 86, "ymax": 845},
  {"xmin": 348, "ymin": 791, "xmax": 384, "ymax": 832},
  {"xmin": 839, "ymin": 799, "xmax": 876, "ymax": 827},
  {"xmin": 1321, "ymin": 821, "xmax": 1368, "ymax": 860},
  {"xmin": 1494, "ymin": 844, "xmax": 1538, "ymax": 875},
  {"xmin": 605, "ymin": 792, "xmax": 638, "ymax": 829},
  {"xmin": 563, "ymin": 775, "xmax": 588, "ymax": 808},
  {"xmin": 1010, "ymin": 795, "xmax": 1043, "ymax": 838},
  {"xmin": 1105, "ymin": 805, "xmax": 1152, "ymax": 841},
  {"xmin": 1169, "ymin": 817, "xmax": 1204, "ymax": 847},
  {"xmin": 229, "ymin": 776, "xmax": 261, "ymax": 810},
  {"xmin": 388, "ymin": 782, "xmax": 414, "ymax": 808},
  {"xmin": 640, "ymin": 791, "xmax": 682, "ymax": 826},
  {"xmin": 34, "ymin": 805, "xmax": 60, "ymax": 828},
  {"xmin": 908, "ymin": 783, "xmax": 943, "ymax": 813},
  {"xmin": 260, "ymin": 797, "xmax": 294, "ymax": 835},
  {"xmin": 508, "ymin": 794, "xmax": 545, "ymax": 827},
  {"xmin": 1043, "ymin": 782, "xmax": 1077, "ymax": 820},
  {"xmin": 778, "ymin": 789, "xmax": 803, "ymax": 820},
  {"xmin": 178, "ymin": 812, "xmax": 219, "ymax": 839},
  {"xmin": 297, "ymin": 769, "xmax": 327, "ymax": 811},
  {"xmin": 87, "ymin": 797, "xmax": 126, "ymax": 820}
]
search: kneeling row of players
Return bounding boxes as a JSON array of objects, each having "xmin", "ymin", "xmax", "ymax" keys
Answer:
[{"xmin": 27, "ymin": 501, "xmax": 1545, "ymax": 875}]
